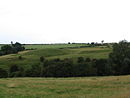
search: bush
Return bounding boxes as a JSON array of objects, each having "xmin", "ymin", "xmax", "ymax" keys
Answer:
[
  {"xmin": 0, "ymin": 68, "xmax": 8, "ymax": 78},
  {"xmin": 9, "ymin": 65, "xmax": 25, "ymax": 77},
  {"xmin": 18, "ymin": 56, "xmax": 22, "ymax": 60},
  {"xmin": 85, "ymin": 58, "xmax": 91, "ymax": 62},
  {"xmin": 95, "ymin": 59, "xmax": 111, "ymax": 76},
  {"xmin": 77, "ymin": 57, "xmax": 84, "ymax": 63},
  {"xmin": 40, "ymin": 56, "xmax": 45, "ymax": 62},
  {"xmin": 42, "ymin": 58, "xmax": 73, "ymax": 77}
]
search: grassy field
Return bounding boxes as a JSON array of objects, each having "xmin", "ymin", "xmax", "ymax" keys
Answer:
[
  {"xmin": 24, "ymin": 44, "xmax": 88, "ymax": 49},
  {"xmin": 0, "ymin": 45, "xmax": 111, "ymax": 70},
  {"xmin": 0, "ymin": 44, "xmax": 89, "ymax": 49},
  {"xmin": 0, "ymin": 44, "xmax": 129, "ymax": 98},
  {"xmin": 0, "ymin": 75, "xmax": 130, "ymax": 98}
]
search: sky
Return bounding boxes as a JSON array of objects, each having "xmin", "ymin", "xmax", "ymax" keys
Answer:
[{"xmin": 0, "ymin": 0, "xmax": 130, "ymax": 44}]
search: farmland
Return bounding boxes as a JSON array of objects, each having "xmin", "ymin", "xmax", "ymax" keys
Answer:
[{"xmin": 0, "ymin": 75, "xmax": 130, "ymax": 98}]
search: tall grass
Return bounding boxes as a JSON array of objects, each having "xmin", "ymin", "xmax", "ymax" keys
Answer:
[{"xmin": 0, "ymin": 75, "xmax": 130, "ymax": 98}]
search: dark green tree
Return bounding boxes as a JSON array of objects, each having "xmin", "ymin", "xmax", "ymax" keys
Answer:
[
  {"xmin": 40, "ymin": 56, "xmax": 45, "ymax": 62},
  {"xmin": 0, "ymin": 68, "xmax": 8, "ymax": 78},
  {"xmin": 109, "ymin": 40, "xmax": 130, "ymax": 75},
  {"xmin": 77, "ymin": 57, "xmax": 84, "ymax": 63},
  {"xmin": 1, "ymin": 45, "xmax": 13, "ymax": 54}
]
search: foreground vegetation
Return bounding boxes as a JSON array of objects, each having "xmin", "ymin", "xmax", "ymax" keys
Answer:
[{"xmin": 0, "ymin": 75, "xmax": 130, "ymax": 98}]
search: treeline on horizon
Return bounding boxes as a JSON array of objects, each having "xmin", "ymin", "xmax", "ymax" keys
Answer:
[
  {"xmin": 0, "ymin": 42, "xmax": 25, "ymax": 56},
  {"xmin": 0, "ymin": 40, "xmax": 130, "ymax": 78}
]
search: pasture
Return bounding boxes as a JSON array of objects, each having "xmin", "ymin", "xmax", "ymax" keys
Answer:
[
  {"xmin": 0, "ymin": 44, "xmax": 130, "ymax": 98},
  {"xmin": 24, "ymin": 44, "xmax": 88, "ymax": 49},
  {"xmin": 0, "ymin": 44, "xmax": 111, "ymax": 70},
  {"xmin": 0, "ymin": 75, "xmax": 130, "ymax": 98}
]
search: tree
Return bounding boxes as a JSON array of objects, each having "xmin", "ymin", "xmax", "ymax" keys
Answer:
[
  {"xmin": 91, "ymin": 42, "xmax": 95, "ymax": 47},
  {"xmin": 26, "ymin": 64, "xmax": 41, "ymax": 77},
  {"xmin": 0, "ymin": 68, "xmax": 8, "ymax": 78},
  {"xmin": 40, "ymin": 56, "xmax": 45, "ymax": 62},
  {"xmin": 1, "ymin": 45, "xmax": 13, "ymax": 54},
  {"xmin": 77, "ymin": 57, "xmax": 84, "ymax": 63},
  {"xmin": 85, "ymin": 58, "xmax": 91, "ymax": 62},
  {"xmin": 12, "ymin": 42, "xmax": 25, "ymax": 52},
  {"xmin": 0, "ymin": 42, "xmax": 25, "ymax": 56},
  {"xmin": 68, "ymin": 42, "xmax": 71, "ymax": 44},
  {"xmin": 9, "ymin": 65, "xmax": 19, "ymax": 73},
  {"xmin": 11, "ymin": 41, "xmax": 13, "ymax": 46},
  {"xmin": 109, "ymin": 40, "xmax": 130, "ymax": 75},
  {"xmin": 101, "ymin": 40, "xmax": 104, "ymax": 45},
  {"xmin": 9, "ymin": 64, "xmax": 24, "ymax": 77},
  {"xmin": 96, "ymin": 59, "xmax": 111, "ymax": 76},
  {"xmin": 18, "ymin": 56, "xmax": 23, "ymax": 60}
]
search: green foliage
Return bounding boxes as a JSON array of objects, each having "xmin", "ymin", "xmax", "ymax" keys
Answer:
[
  {"xmin": 85, "ymin": 57, "xmax": 91, "ymax": 62},
  {"xmin": 18, "ymin": 56, "xmax": 22, "ymax": 60},
  {"xmin": 42, "ymin": 58, "xmax": 73, "ymax": 77},
  {"xmin": 12, "ymin": 42, "xmax": 25, "ymax": 52},
  {"xmin": 109, "ymin": 40, "xmax": 130, "ymax": 75},
  {"xmin": 77, "ymin": 57, "xmax": 84, "ymax": 63},
  {"xmin": 0, "ymin": 68, "xmax": 8, "ymax": 78},
  {"xmin": 9, "ymin": 65, "xmax": 25, "ymax": 77},
  {"xmin": 1, "ymin": 45, "xmax": 13, "ymax": 54},
  {"xmin": 95, "ymin": 59, "xmax": 112, "ymax": 76},
  {"xmin": 40, "ymin": 56, "xmax": 45, "ymax": 62},
  {"xmin": 25, "ymin": 64, "xmax": 41, "ymax": 77},
  {"xmin": 0, "ymin": 42, "xmax": 25, "ymax": 56},
  {"xmin": 0, "ymin": 45, "xmax": 112, "ymax": 78},
  {"xmin": 1, "ymin": 40, "xmax": 130, "ymax": 77}
]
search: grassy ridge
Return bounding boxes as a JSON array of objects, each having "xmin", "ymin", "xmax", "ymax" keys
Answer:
[
  {"xmin": 0, "ymin": 75, "xmax": 130, "ymax": 98},
  {"xmin": 0, "ymin": 46, "xmax": 112, "ymax": 70},
  {"xmin": 0, "ymin": 44, "xmax": 87, "ymax": 50},
  {"xmin": 24, "ymin": 44, "xmax": 88, "ymax": 49}
]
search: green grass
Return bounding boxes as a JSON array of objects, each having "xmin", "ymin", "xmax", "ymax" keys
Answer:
[
  {"xmin": 24, "ymin": 44, "xmax": 88, "ymax": 49},
  {"xmin": 0, "ymin": 46, "xmax": 112, "ymax": 70},
  {"xmin": 0, "ymin": 44, "xmax": 87, "ymax": 50},
  {"xmin": 0, "ymin": 75, "xmax": 130, "ymax": 98}
]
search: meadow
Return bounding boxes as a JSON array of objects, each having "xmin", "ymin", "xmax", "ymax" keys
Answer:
[
  {"xmin": 24, "ymin": 44, "xmax": 87, "ymax": 49},
  {"xmin": 0, "ymin": 75, "xmax": 130, "ymax": 98},
  {"xmin": 2, "ymin": 44, "xmax": 128, "ymax": 98},
  {"xmin": 0, "ymin": 44, "xmax": 111, "ymax": 70}
]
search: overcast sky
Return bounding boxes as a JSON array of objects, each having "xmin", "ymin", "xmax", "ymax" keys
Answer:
[{"xmin": 0, "ymin": 0, "xmax": 130, "ymax": 44}]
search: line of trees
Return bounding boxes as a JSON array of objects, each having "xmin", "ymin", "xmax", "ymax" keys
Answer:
[
  {"xmin": 0, "ymin": 42, "xmax": 25, "ymax": 56},
  {"xmin": 0, "ymin": 40, "xmax": 130, "ymax": 78}
]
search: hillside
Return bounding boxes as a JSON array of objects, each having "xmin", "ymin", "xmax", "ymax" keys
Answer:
[{"xmin": 0, "ymin": 44, "xmax": 111, "ymax": 70}]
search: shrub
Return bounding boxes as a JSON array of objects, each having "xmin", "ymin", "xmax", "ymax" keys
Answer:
[
  {"xmin": 18, "ymin": 56, "xmax": 22, "ymax": 60},
  {"xmin": 40, "ymin": 56, "xmax": 45, "ymax": 62},
  {"xmin": 9, "ymin": 65, "xmax": 25, "ymax": 77},
  {"xmin": 0, "ymin": 68, "xmax": 8, "ymax": 78},
  {"xmin": 77, "ymin": 57, "xmax": 84, "ymax": 63},
  {"xmin": 85, "ymin": 58, "xmax": 91, "ymax": 62}
]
